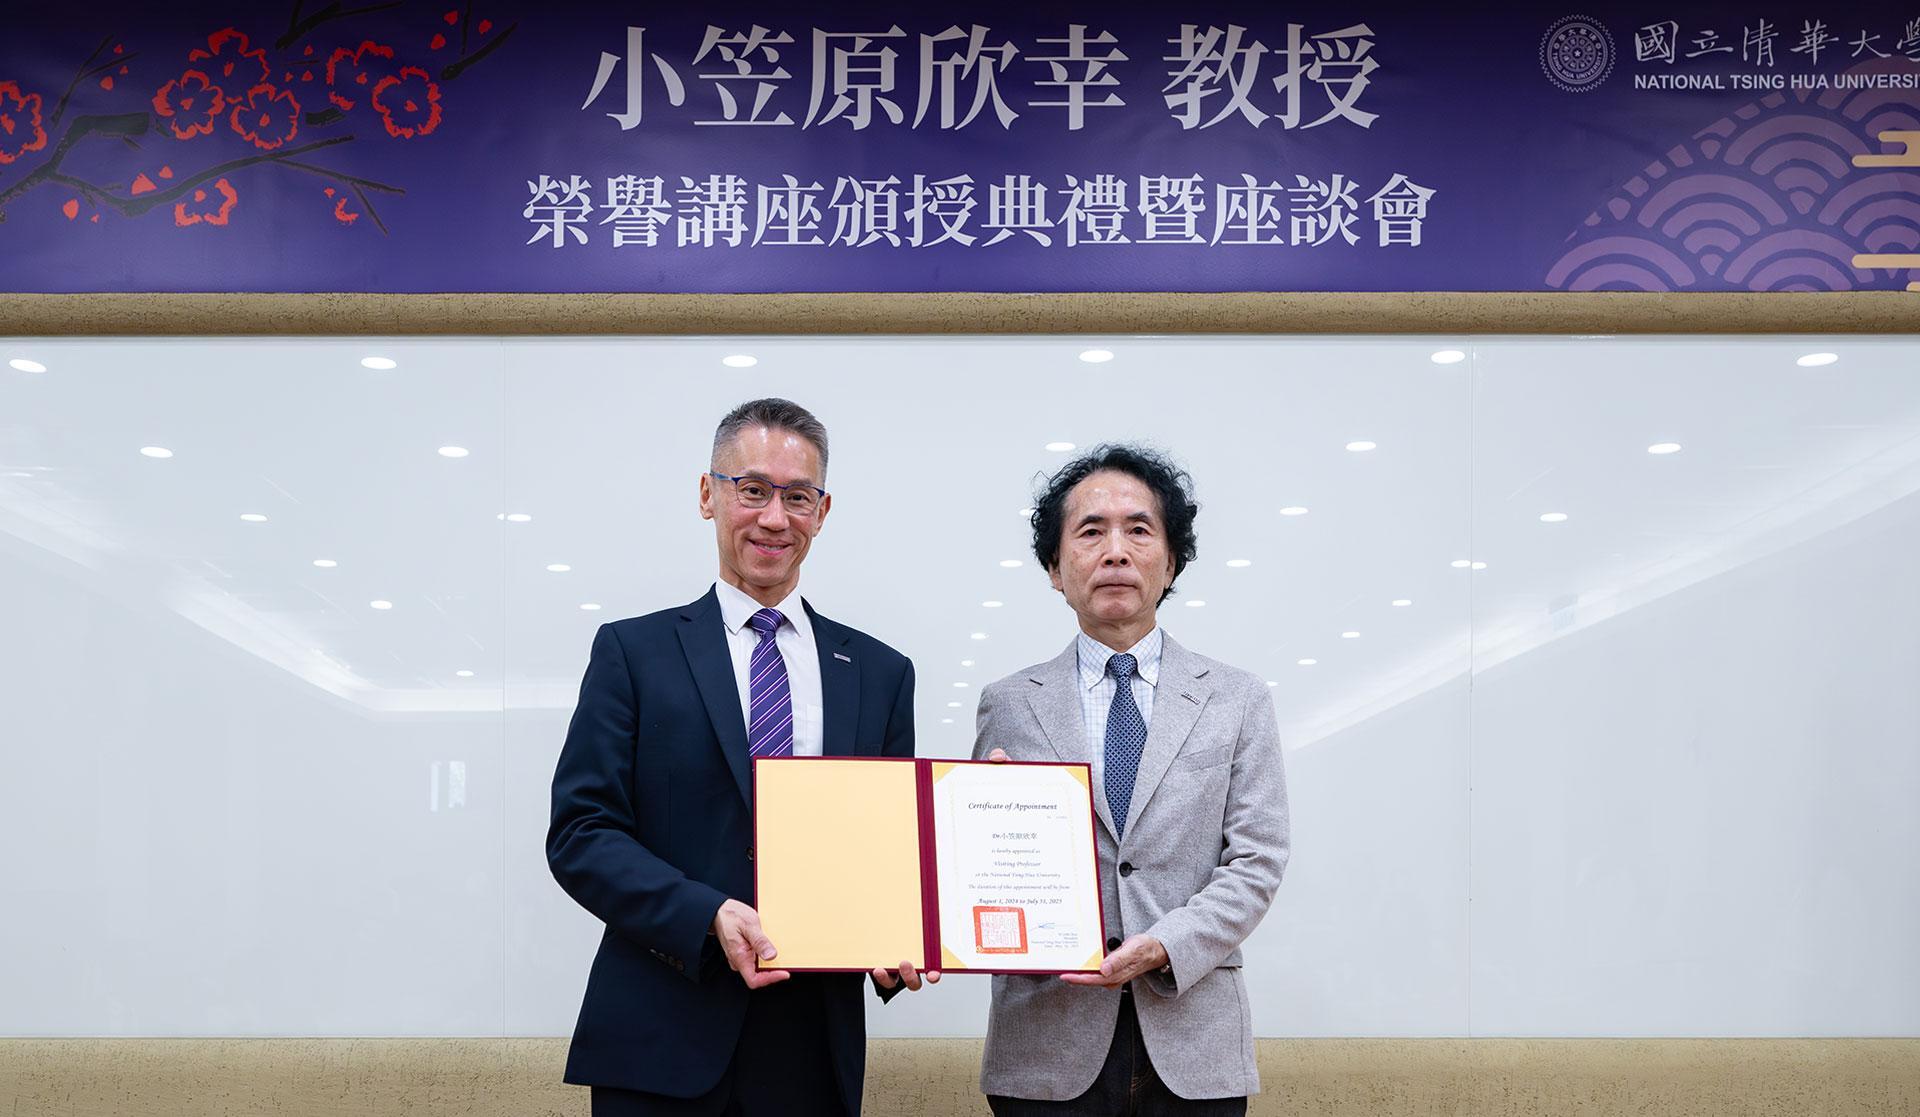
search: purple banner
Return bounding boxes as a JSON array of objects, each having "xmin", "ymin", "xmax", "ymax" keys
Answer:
[{"xmin": 0, "ymin": 2, "xmax": 1915, "ymax": 292}]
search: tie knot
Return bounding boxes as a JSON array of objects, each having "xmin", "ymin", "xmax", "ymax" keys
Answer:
[
  {"xmin": 748, "ymin": 608, "xmax": 783, "ymax": 635},
  {"xmin": 1107, "ymin": 653, "xmax": 1137, "ymax": 680}
]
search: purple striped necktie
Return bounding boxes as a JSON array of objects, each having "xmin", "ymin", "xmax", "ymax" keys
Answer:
[{"xmin": 745, "ymin": 608, "xmax": 794, "ymax": 759}]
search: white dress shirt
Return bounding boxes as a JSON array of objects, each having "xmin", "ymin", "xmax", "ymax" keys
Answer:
[
  {"xmin": 715, "ymin": 580, "xmax": 824, "ymax": 756},
  {"xmin": 1076, "ymin": 625, "xmax": 1163, "ymax": 792}
]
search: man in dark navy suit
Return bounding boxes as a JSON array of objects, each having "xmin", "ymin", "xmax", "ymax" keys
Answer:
[{"xmin": 548, "ymin": 398, "xmax": 932, "ymax": 1117}]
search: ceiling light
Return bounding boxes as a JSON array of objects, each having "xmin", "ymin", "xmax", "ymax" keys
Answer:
[
  {"xmin": 503, "ymin": 513, "xmax": 532, "ymax": 523},
  {"xmin": 139, "ymin": 446, "xmax": 173, "ymax": 458},
  {"xmin": 546, "ymin": 564, "xmax": 571, "ymax": 573},
  {"xmin": 1280, "ymin": 506, "xmax": 1308, "ymax": 516},
  {"xmin": 580, "ymin": 603, "xmax": 602, "ymax": 611},
  {"xmin": 239, "ymin": 513, "xmax": 268, "ymax": 522},
  {"xmin": 999, "ymin": 559, "xmax": 1023, "ymax": 568},
  {"xmin": 1647, "ymin": 442, "xmax": 1682, "ymax": 455},
  {"xmin": 982, "ymin": 600, "xmax": 1004, "ymax": 608},
  {"xmin": 941, "ymin": 718, "xmax": 954, "ymax": 724},
  {"xmin": 1018, "ymin": 507, "xmax": 1034, "ymax": 517},
  {"xmin": 1540, "ymin": 512, "xmax": 1569, "ymax": 523},
  {"xmin": 312, "ymin": 559, "xmax": 337, "ymax": 568},
  {"xmin": 1796, "ymin": 352, "xmax": 1838, "ymax": 367},
  {"xmin": 438, "ymin": 446, "xmax": 469, "ymax": 458},
  {"xmin": 1185, "ymin": 599, "xmax": 1207, "ymax": 607},
  {"xmin": 1472, "ymin": 561, "xmax": 1487, "ymax": 570},
  {"xmin": 970, "ymin": 632, "xmax": 988, "ymax": 640},
  {"xmin": 370, "ymin": 600, "xmax": 393, "ymax": 610},
  {"xmin": 360, "ymin": 356, "xmax": 397, "ymax": 370},
  {"xmin": 1266, "ymin": 681, "xmax": 1278, "ymax": 687},
  {"xmin": 947, "ymin": 701, "xmax": 962, "ymax": 708},
  {"xmin": 1392, "ymin": 599, "xmax": 1412, "ymax": 607},
  {"xmin": 1078, "ymin": 349, "xmax": 1114, "ymax": 363},
  {"xmin": 1430, "ymin": 349, "xmax": 1466, "ymax": 365},
  {"xmin": 960, "ymin": 660, "xmax": 974, "ymax": 667},
  {"xmin": 1226, "ymin": 559, "xmax": 1252, "ymax": 568},
  {"xmin": 953, "ymin": 681, "xmax": 969, "ymax": 688},
  {"xmin": 1451, "ymin": 559, "xmax": 1472, "ymax": 568},
  {"xmin": 1044, "ymin": 441, "xmax": 1075, "ymax": 452},
  {"xmin": 1342, "ymin": 631, "xmax": 1360, "ymax": 639},
  {"xmin": 1345, "ymin": 440, "xmax": 1377, "ymax": 452},
  {"xmin": 8, "ymin": 358, "xmax": 47, "ymax": 373},
  {"xmin": 1297, "ymin": 658, "xmax": 1317, "ymax": 666},
  {"xmin": 456, "ymin": 670, "xmax": 474, "ymax": 678},
  {"xmin": 722, "ymin": 354, "xmax": 758, "ymax": 368}
]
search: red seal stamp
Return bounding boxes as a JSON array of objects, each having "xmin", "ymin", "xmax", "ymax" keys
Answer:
[{"xmin": 972, "ymin": 905, "xmax": 1028, "ymax": 954}]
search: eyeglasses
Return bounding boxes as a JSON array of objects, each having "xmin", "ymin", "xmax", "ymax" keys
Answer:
[{"xmin": 709, "ymin": 471, "xmax": 827, "ymax": 516}]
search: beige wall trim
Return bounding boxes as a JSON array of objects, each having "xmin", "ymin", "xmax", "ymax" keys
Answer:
[
  {"xmin": 0, "ymin": 292, "xmax": 1914, "ymax": 336},
  {"xmin": 4, "ymin": 1037, "xmax": 1918, "ymax": 1116}
]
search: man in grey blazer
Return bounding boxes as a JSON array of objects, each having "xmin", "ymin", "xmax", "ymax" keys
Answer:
[{"xmin": 973, "ymin": 444, "xmax": 1290, "ymax": 1115}]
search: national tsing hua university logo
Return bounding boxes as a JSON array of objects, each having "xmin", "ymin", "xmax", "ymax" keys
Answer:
[{"xmin": 1540, "ymin": 15, "xmax": 1616, "ymax": 92}]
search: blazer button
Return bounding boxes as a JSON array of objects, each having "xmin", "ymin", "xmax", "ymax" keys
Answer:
[
  {"xmin": 1105, "ymin": 936, "xmax": 1122, "ymax": 952},
  {"xmin": 746, "ymin": 847, "xmax": 755, "ymax": 861},
  {"xmin": 1118, "ymin": 861, "xmax": 1134, "ymax": 877}
]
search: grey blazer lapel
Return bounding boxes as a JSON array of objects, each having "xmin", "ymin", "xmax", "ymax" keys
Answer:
[
  {"xmin": 1023, "ymin": 641, "xmax": 1121, "ymax": 843},
  {"xmin": 1120, "ymin": 632, "xmax": 1212, "ymax": 842}
]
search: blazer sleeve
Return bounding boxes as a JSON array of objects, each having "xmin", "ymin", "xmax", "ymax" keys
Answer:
[
  {"xmin": 1142, "ymin": 680, "xmax": 1291, "ymax": 997},
  {"xmin": 547, "ymin": 623, "xmax": 730, "ymax": 978}
]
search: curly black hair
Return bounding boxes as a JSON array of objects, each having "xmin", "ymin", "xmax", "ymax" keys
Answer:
[{"xmin": 1030, "ymin": 444, "xmax": 1200, "ymax": 606}]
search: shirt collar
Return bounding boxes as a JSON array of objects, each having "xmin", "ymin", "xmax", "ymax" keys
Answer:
[
  {"xmin": 715, "ymin": 580, "xmax": 812, "ymax": 643},
  {"xmin": 1076, "ymin": 626, "xmax": 1162, "ymax": 691}
]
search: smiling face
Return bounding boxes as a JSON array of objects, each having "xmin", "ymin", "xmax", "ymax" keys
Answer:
[
  {"xmin": 1048, "ymin": 469, "xmax": 1175, "ymax": 649},
  {"xmin": 698, "ymin": 425, "xmax": 830, "ymax": 607}
]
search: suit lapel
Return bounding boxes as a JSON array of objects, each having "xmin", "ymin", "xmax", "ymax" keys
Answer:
[
  {"xmin": 807, "ymin": 602, "xmax": 862, "ymax": 757},
  {"xmin": 675, "ymin": 587, "xmax": 752, "ymax": 806},
  {"xmin": 1023, "ymin": 642, "xmax": 1122, "ymax": 842},
  {"xmin": 1120, "ymin": 632, "xmax": 1212, "ymax": 841}
]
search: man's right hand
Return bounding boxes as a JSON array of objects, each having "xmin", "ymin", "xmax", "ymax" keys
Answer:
[{"xmin": 712, "ymin": 899, "xmax": 790, "ymax": 989}]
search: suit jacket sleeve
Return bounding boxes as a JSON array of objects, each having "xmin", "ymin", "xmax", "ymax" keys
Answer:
[
  {"xmin": 547, "ymin": 623, "xmax": 729, "ymax": 979},
  {"xmin": 1142, "ymin": 679, "xmax": 1291, "ymax": 997}
]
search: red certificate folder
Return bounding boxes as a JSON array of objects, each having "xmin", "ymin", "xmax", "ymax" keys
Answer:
[{"xmin": 752, "ymin": 756, "xmax": 1107, "ymax": 975}]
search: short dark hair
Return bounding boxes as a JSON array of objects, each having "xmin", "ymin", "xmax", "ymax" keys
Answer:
[
  {"xmin": 1030, "ymin": 444, "xmax": 1200, "ymax": 605},
  {"xmin": 711, "ymin": 398, "xmax": 829, "ymax": 476}
]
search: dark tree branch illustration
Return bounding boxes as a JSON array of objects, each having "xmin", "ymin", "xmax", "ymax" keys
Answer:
[{"xmin": 277, "ymin": 1, "xmax": 405, "ymax": 51}]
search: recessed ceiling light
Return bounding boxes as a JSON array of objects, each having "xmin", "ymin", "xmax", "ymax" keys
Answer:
[
  {"xmin": 312, "ymin": 559, "xmax": 337, "ymax": 568},
  {"xmin": 1430, "ymin": 349, "xmax": 1466, "ymax": 365},
  {"xmin": 970, "ymin": 632, "xmax": 988, "ymax": 640},
  {"xmin": 953, "ymin": 681, "xmax": 969, "ymax": 688},
  {"xmin": 438, "ymin": 446, "xmax": 469, "ymax": 458},
  {"xmin": 1345, "ymin": 440, "xmax": 1377, "ymax": 452},
  {"xmin": 941, "ymin": 718, "xmax": 954, "ymax": 724},
  {"xmin": 982, "ymin": 600, "xmax": 1004, "ymax": 608},
  {"xmin": 1297, "ymin": 658, "xmax": 1317, "ymax": 666},
  {"xmin": 1392, "ymin": 599, "xmax": 1412, "ymax": 607},
  {"xmin": 947, "ymin": 701, "xmax": 962, "ymax": 708},
  {"xmin": 1185, "ymin": 599, "xmax": 1207, "ymax": 607},
  {"xmin": 1472, "ymin": 561, "xmax": 1487, "ymax": 570},
  {"xmin": 580, "ymin": 603, "xmax": 601, "ymax": 611},
  {"xmin": 1266, "ymin": 681, "xmax": 1278, "ymax": 687},
  {"xmin": 1342, "ymin": 631, "xmax": 1360, "ymax": 639},
  {"xmin": 1647, "ymin": 442, "xmax": 1682, "ymax": 455},
  {"xmin": 999, "ymin": 559, "xmax": 1023, "ymax": 568},
  {"xmin": 361, "ymin": 356, "xmax": 397, "ymax": 370},
  {"xmin": 546, "ymin": 564, "xmax": 571, "ymax": 573},
  {"xmin": 503, "ymin": 513, "xmax": 533, "ymax": 523},
  {"xmin": 1540, "ymin": 512, "xmax": 1569, "ymax": 523},
  {"xmin": 139, "ymin": 446, "xmax": 173, "ymax": 459},
  {"xmin": 1226, "ymin": 558, "xmax": 1252, "ymax": 568},
  {"xmin": 1078, "ymin": 349, "xmax": 1114, "ymax": 363},
  {"xmin": 1796, "ymin": 352, "xmax": 1838, "ymax": 367},
  {"xmin": 960, "ymin": 659, "xmax": 974, "ymax": 667},
  {"xmin": 1044, "ymin": 441, "xmax": 1076, "ymax": 452},
  {"xmin": 370, "ymin": 600, "xmax": 393, "ymax": 610},
  {"xmin": 722, "ymin": 354, "xmax": 758, "ymax": 368},
  {"xmin": 1018, "ymin": 507, "xmax": 1034, "ymax": 517},
  {"xmin": 456, "ymin": 670, "xmax": 474, "ymax": 678},
  {"xmin": 1280, "ymin": 506, "xmax": 1308, "ymax": 516},
  {"xmin": 239, "ymin": 513, "xmax": 268, "ymax": 522},
  {"xmin": 1451, "ymin": 559, "xmax": 1472, "ymax": 568},
  {"xmin": 8, "ymin": 358, "xmax": 47, "ymax": 373}
]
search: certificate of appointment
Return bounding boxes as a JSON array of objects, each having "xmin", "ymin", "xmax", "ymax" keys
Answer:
[{"xmin": 752, "ymin": 757, "xmax": 1106, "ymax": 975}]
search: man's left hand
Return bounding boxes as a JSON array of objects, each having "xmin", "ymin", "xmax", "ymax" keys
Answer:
[
  {"xmin": 1060, "ymin": 934, "xmax": 1168, "ymax": 989},
  {"xmin": 872, "ymin": 960, "xmax": 941, "ymax": 992}
]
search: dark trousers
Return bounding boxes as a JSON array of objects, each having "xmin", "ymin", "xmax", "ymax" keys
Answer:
[
  {"xmin": 987, "ymin": 989, "xmax": 1248, "ymax": 1117},
  {"xmin": 591, "ymin": 976, "xmax": 849, "ymax": 1117}
]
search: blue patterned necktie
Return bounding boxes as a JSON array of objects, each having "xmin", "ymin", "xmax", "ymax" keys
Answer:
[
  {"xmin": 1103, "ymin": 653, "xmax": 1147, "ymax": 840},
  {"xmin": 745, "ymin": 608, "xmax": 794, "ymax": 758}
]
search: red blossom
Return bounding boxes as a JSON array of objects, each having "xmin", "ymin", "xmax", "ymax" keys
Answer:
[
  {"xmin": 187, "ymin": 28, "xmax": 271, "ymax": 98},
  {"xmin": 174, "ymin": 178, "xmax": 238, "ymax": 227},
  {"xmin": 0, "ymin": 80, "xmax": 48, "ymax": 165},
  {"xmin": 372, "ymin": 66, "xmax": 442, "ymax": 139},
  {"xmin": 325, "ymin": 40, "xmax": 395, "ymax": 111},
  {"xmin": 151, "ymin": 70, "xmax": 226, "ymax": 140},
  {"xmin": 228, "ymin": 83, "xmax": 300, "ymax": 151}
]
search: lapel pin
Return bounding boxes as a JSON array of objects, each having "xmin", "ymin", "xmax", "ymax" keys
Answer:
[{"xmin": 834, "ymin": 652, "xmax": 852, "ymax": 663}]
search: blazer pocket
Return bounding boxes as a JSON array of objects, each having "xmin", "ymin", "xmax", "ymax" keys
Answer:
[{"xmin": 1171, "ymin": 745, "xmax": 1232, "ymax": 772}]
